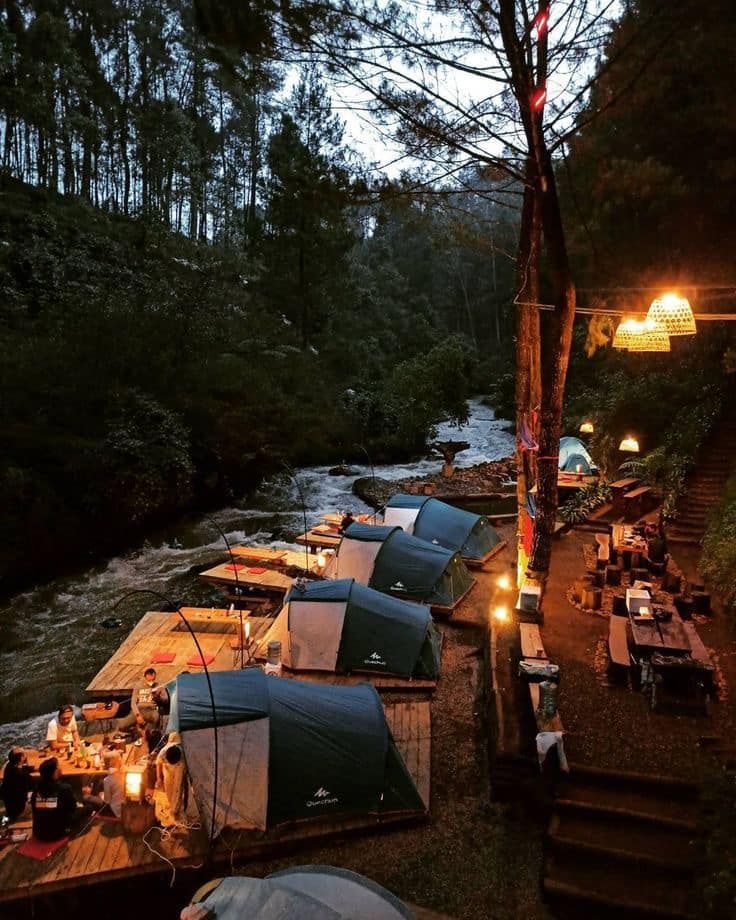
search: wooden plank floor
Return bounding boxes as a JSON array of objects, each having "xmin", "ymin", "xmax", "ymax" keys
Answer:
[
  {"xmin": 199, "ymin": 562, "xmax": 301, "ymax": 595},
  {"xmin": 0, "ymin": 702, "xmax": 429, "ymax": 904},
  {"xmin": 86, "ymin": 612, "xmax": 272, "ymax": 697},
  {"xmin": 276, "ymin": 668, "xmax": 437, "ymax": 693}
]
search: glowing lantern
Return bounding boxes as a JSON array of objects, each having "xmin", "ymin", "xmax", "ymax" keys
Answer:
[
  {"xmin": 619, "ymin": 436, "xmax": 640, "ymax": 453},
  {"xmin": 496, "ymin": 574, "xmax": 511, "ymax": 591},
  {"xmin": 125, "ymin": 766, "xmax": 145, "ymax": 802},
  {"xmin": 493, "ymin": 605, "xmax": 509, "ymax": 623},
  {"xmin": 579, "ymin": 421, "xmax": 594, "ymax": 434},
  {"xmin": 646, "ymin": 293, "xmax": 696, "ymax": 336}
]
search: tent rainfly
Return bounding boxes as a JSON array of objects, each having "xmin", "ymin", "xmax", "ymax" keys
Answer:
[
  {"xmin": 184, "ymin": 867, "xmax": 414, "ymax": 920},
  {"xmin": 258, "ymin": 578, "xmax": 441, "ymax": 678},
  {"xmin": 559, "ymin": 436, "xmax": 598, "ymax": 475},
  {"xmin": 167, "ymin": 669, "xmax": 424, "ymax": 837},
  {"xmin": 324, "ymin": 524, "xmax": 475, "ymax": 611},
  {"xmin": 383, "ymin": 494, "xmax": 502, "ymax": 564}
]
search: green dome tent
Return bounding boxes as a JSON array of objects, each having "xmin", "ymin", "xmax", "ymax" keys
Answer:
[
  {"xmin": 257, "ymin": 578, "xmax": 441, "ymax": 679},
  {"xmin": 559, "ymin": 436, "xmax": 597, "ymax": 474},
  {"xmin": 184, "ymin": 867, "xmax": 413, "ymax": 919},
  {"xmin": 383, "ymin": 494, "xmax": 502, "ymax": 564},
  {"xmin": 325, "ymin": 524, "xmax": 475, "ymax": 612},
  {"xmin": 167, "ymin": 669, "xmax": 424, "ymax": 837}
]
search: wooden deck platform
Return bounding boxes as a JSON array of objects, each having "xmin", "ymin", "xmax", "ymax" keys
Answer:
[
  {"xmin": 199, "ymin": 562, "xmax": 302, "ymax": 597},
  {"xmin": 295, "ymin": 528, "xmax": 342, "ymax": 550},
  {"xmin": 85, "ymin": 610, "xmax": 272, "ymax": 698},
  {"xmin": 0, "ymin": 702, "xmax": 430, "ymax": 905},
  {"xmin": 267, "ymin": 666, "xmax": 438, "ymax": 693}
]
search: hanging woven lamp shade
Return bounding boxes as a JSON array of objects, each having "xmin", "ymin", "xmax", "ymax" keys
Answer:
[
  {"xmin": 646, "ymin": 293, "xmax": 696, "ymax": 336},
  {"xmin": 612, "ymin": 318, "xmax": 670, "ymax": 352},
  {"xmin": 579, "ymin": 421, "xmax": 594, "ymax": 434},
  {"xmin": 619, "ymin": 436, "xmax": 639, "ymax": 453},
  {"xmin": 627, "ymin": 319, "xmax": 670, "ymax": 352},
  {"xmin": 612, "ymin": 318, "xmax": 641, "ymax": 349}
]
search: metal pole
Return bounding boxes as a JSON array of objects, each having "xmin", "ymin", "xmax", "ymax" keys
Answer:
[
  {"xmin": 354, "ymin": 443, "xmax": 378, "ymax": 524},
  {"xmin": 202, "ymin": 514, "xmax": 245, "ymax": 668},
  {"xmin": 283, "ymin": 463, "xmax": 310, "ymax": 573},
  {"xmin": 110, "ymin": 589, "xmax": 219, "ymax": 851}
]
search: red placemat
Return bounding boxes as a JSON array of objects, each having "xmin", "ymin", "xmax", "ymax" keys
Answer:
[
  {"xmin": 224, "ymin": 563, "xmax": 245, "ymax": 572},
  {"xmin": 186, "ymin": 653, "xmax": 215, "ymax": 667},
  {"xmin": 18, "ymin": 836, "xmax": 69, "ymax": 860},
  {"xmin": 248, "ymin": 567, "xmax": 267, "ymax": 574},
  {"xmin": 151, "ymin": 650, "xmax": 176, "ymax": 664}
]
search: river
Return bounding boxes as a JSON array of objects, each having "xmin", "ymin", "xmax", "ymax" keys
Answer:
[{"xmin": 0, "ymin": 399, "xmax": 513, "ymax": 749}]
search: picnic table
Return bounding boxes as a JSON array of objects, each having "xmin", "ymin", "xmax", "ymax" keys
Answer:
[
  {"xmin": 21, "ymin": 740, "xmax": 138, "ymax": 781},
  {"xmin": 612, "ymin": 524, "xmax": 647, "ymax": 555}
]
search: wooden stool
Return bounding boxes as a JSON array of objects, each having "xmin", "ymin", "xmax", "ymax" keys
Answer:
[
  {"xmin": 582, "ymin": 586, "xmax": 602, "ymax": 610},
  {"xmin": 692, "ymin": 591, "xmax": 711, "ymax": 616},
  {"xmin": 592, "ymin": 570, "xmax": 606, "ymax": 589},
  {"xmin": 606, "ymin": 566, "xmax": 622, "ymax": 587},
  {"xmin": 674, "ymin": 595, "xmax": 694, "ymax": 620},
  {"xmin": 631, "ymin": 567, "xmax": 649, "ymax": 584},
  {"xmin": 662, "ymin": 571, "xmax": 682, "ymax": 593},
  {"xmin": 612, "ymin": 594, "xmax": 628, "ymax": 616}
]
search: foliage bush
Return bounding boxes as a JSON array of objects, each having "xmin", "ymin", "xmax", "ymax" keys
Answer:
[
  {"xmin": 699, "ymin": 475, "xmax": 736, "ymax": 609},
  {"xmin": 557, "ymin": 481, "xmax": 612, "ymax": 525}
]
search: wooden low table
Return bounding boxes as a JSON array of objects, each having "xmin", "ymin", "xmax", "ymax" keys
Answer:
[{"xmin": 628, "ymin": 609, "xmax": 691, "ymax": 655}]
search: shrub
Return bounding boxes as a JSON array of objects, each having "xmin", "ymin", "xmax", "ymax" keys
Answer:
[{"xmin": 699, "ymin": 475, "xmax": 736, "ymax": 609}]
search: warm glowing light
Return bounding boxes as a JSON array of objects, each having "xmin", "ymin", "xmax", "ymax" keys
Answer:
[
  {"xmin": 245, "ymin": 620, "xmax": 251, "ymax": 641},
  {"xmin": 579, "ymin": 421, "xmax": 594, "ymax": 434},
  {"xmin": 612, "ymin": 318, "xmax": 670, "ymax": 352},
  {"xmin": 619, "ymin": 436, "xmax": 640, "ymax": 453},
  {"xmin": 125, "ymin": 768, "xmax": 144, "ymax": 801},
  {"xmin": 534, "ymin": 10, "xmax": 549, "ymax": 37},
  {"xmin": 646, "ymin": 293, "xmax": 696, "ymax": 336},
  {"xmin": 496, "ymin": 574, "xmax": 511, "ymax": 591},
  {"xmin": 493, "ymin": 606, "xmax": 509, "ymax": 623},
  {"xmin": 531, "ymin": 86, "xmax": 547, "ymax": 110},
  {"xmin": 316, "ymin": 552, "xmax": 327, "ymax": 568}
]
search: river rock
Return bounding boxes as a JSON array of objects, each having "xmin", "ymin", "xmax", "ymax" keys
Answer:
[{"xmin": 329, "ymin": 464, "xmax": 360, "ymax": 476}]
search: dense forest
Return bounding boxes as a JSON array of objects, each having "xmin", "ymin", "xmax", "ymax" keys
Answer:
[
  {"xmin": 0, "ymin": 0, "xmax": 520, "ymax": 592},
  {"xmin": 1, "ymin": 0, "xmax": 735, "ymax": 600}
]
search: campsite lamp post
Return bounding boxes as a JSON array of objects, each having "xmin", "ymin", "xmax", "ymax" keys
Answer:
[
  {"xmin": 201, "ymin": 514, "xmax": 246, "ymax": 669},
  {"xmin": 108, "ymin": 589, "xmax": 219, "ymax": 850},
  {"xmin": 354, "ymin": 443, "xmax": 378, "ymax": 524}
]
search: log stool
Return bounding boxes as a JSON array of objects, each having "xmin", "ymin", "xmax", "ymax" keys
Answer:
[
  {"xmin": 648, "ymin": 560, "xmax": 666, "ymax": 577},
  {"xmin": 674, "ymin": 595, "xmax": 694, "ymax": 620},
  {"xmin": 692, "ymin": 591, "xmax": 711, "ymax": 616},
  {"xmin": 612, "ymin": 593, "xmax": 628, "ymax": 616},
  {"xmin": 582, "ymin": 586, "xmax": 603, "ymax": 610},
  {"xmin": 662, "ymin": 571, "xmax": 682, "ymax": 593},
  {"xmin": 592, "ymin": 570, "xmax": 606, "ymax": 589},
  {"xmin": 606, "ymin": 565, "xmax": 622, "ymax": 587},
  {"xmin": 631, "ymin": 567, "xmax": 649, "ymax": 584}
]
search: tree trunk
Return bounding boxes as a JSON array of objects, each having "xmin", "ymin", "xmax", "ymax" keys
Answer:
[
  {"xmin": 528, "ymin": 152, "xmax": 577, "ymax": 577},
  {"xmin": 515, "ymin": 161, "xmax": 542, "ymax": 583}
]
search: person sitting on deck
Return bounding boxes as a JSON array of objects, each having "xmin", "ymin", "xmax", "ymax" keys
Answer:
[
  {"xmin": 131, "ymin": 667, "xmax": 162, "ymax": 734},
  {"xmin": 46, "ymin": 705, "xmax": 80, "ymax": 752},
  {"xmin": 339, "ymin": 510, "xmax": 356, "ymax": 533},
  {"xmin": 646, "ymin": 528, "xmax": 668, "ymax": 565},
  {"xmin": 155, "ymin": 736, "xmax": 188, "ymax": 826},
  {"xmin": 81, "ymin": 752, "xmax": 125, "ymax": 819},
  {"xmin": 0, "ymin": 748, "xmax": 34, "ymax": 822},
  {"xmin": 31, "ymin": 757, "xmax": 81, "ymax": 841}
]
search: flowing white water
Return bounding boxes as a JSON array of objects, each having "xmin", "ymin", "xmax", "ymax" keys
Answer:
[{"xmin": 0, "ymin": 399, "xmax": 513, "ymax": 749}]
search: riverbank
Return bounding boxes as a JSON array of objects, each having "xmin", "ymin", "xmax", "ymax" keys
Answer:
[{"xmin": 354, "ymin": 458, "xmax": 517, "ymax": 509}]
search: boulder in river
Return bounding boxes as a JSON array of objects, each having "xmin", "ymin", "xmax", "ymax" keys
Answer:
[{"xmin": 329, "ymin": 464, "xmax": 360, "ymax": 476}]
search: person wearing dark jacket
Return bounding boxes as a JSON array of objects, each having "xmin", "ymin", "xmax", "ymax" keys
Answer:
[
  {"xmin": 1, "ymin": 749, "xmax": 33, "ymax": 822},
  {"xmin": 31, "ymin": 757, "xmax": 80, "ymax": 841}
]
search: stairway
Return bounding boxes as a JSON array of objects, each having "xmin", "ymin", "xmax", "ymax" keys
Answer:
[
  {"xmin": 543, "ymin": 765, "xmax": 699, "ymax": 919},
  {"xmin": 667, "ymin": 408, "xmax": 736, "ymax": 545}
]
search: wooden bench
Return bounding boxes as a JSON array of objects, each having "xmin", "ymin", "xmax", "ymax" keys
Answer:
[
  {"xmin": 611, "ymin": 477, "xmax": 640, "ymax": 511},
  {"xmin": 682, "ymin": 621, "xmax": 714, "ymax": 672},
  {"xmin": 518, "ymin": 625, "xmax": 563, "ymax": 733},
  {"xmin": 623, "ymin": 485, "xmax": 654, "ymax": 521},
  {"xmin": 520, "ymin": 623, "xmax": 546, "ymax": 660},
  {"xmin": 608, "ymin": 615, "xmax": 631, "ymax": 668}
]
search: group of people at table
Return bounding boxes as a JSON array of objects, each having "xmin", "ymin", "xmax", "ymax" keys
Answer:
[{"xmin": 0, "ymin": 667, "xmax": 188, "ymax": 843}]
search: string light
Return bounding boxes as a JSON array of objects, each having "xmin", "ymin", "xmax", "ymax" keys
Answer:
[{"xmin": 531, "ymin": 86, "xmax": 547, "ymax": 111}]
